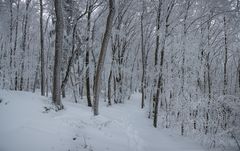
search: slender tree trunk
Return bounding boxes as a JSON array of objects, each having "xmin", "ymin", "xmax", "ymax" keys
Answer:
[
  {"xmin": 205, "ymin": 14, "xmax": 212, "ymax": 134},
  {"xmin": 180, "ymin": 0, "xmax": 190, "ymax": 135},
  {"xmin": 140, "ymin": 4, "xmax": 145, "ymax": 109},
  {"xmin": 238, "ymin": 59, "xmax": 240, "ymax": 94},
  {"xmin": 86, "ymin": 1, "xmax": 92, "ymax": 107},
  {"xmin": 52, "ymin": 0, "xmax": 64, "ymax": 110},
  {"xmin": 93, "ymin": 0, "xmax": 115, "ymax": 116},
  {"xmin": 40, "ymin": 0, "xmax": 45, "ymax": 96},
  {"xmin": 223, "ymin": 16, "xmax": 228, "ymax": 95},
  {"xmin": 152, "ymin": 0, "xmax": 162, "ymax": 125},
  {"xmin": 108, "ymin": 69, "xmax": 112, "ymax": 106},
  {"xmin": 206, "ymin": 13, "xmax": 212, "ymax": 100},
  {"xmin": 9, "ymin": 0, "xmax": 13, "ymax": 89},
  {"xmin": 153, "ymin": 0, "xmax": 175, "ymax": 128},
  {"xmin": 13, "ymin": 0, "xmax": 20, "ymax": 90},
  {"xmin": 20, "ymin": 0, "xmax": 31, "ymax": 91}
]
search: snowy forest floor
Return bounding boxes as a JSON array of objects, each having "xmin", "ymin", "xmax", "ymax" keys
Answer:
[{"xmin": 0, "ymin": 90, "xmax": 208, "ymax": 151}]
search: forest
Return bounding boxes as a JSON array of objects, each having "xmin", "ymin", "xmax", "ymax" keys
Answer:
[{"xmin": 0, "ymin": 0, "xmax": 240, "ymax": 150}]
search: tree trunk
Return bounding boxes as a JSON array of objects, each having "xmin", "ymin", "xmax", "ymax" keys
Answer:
[
  {"xmin": 153, "ymin": 0, "xmax": 175, "ymax": 128},
  {"xmin": 13, "ymin": 0, "xmax": 20, "ymax": 90},
  {"xmin": 108, "ymin": 69, "xmax": 112, "ymax": 106},
  {"xmin": 40, "ymin": 0, "xmax": 45, "ymax": 96},
  {"xmin": 140, "ymin": 4, "xmax": 145, "ymax": 109},
  {"xmin": 223, "ymin": 16, "xmax": 228, "ymax": 95},
  {"xmin": 86, "ymin": 1, "xmax": 92, "ymax": 107},
  {"xmin": 52, "ymin": 0, "xmax": 64, "ymax": 110},
  {"xmin": 152, "ymin": 0, "xmax": 162, "ymax": 126},
  {"xmin": 20, "ymin": 0, "xmax": 31, "ymax": 91},
  {"xmin": 9, "ymin": 0, "xmax": 13, "ymax": 87},
  {"xmin": 93, "ymin": 0, "xmax": 115, "ymax": 116}
]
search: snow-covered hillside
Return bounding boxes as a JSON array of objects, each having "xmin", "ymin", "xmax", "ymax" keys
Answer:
[{"xmin": 0, "ymin": 90, "xmax": 207, "ymax": 151}]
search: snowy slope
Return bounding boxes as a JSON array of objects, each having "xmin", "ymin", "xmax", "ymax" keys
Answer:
[{"xmin": 0, "ymin": 90, "xmax": 207, "ymax": 151}]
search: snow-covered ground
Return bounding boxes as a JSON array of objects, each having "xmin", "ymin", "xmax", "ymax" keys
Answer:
[{"xmin": 0, "ymin": 90, "xmax": 207, "ymax": 151}]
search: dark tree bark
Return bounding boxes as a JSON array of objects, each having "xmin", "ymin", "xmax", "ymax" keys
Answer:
[
  {"xmin": 13, "ymin": 0, "xmax": 20, "ymax": 90},
  {"xmin": 9, "ymin": 0, "xmax": 13, "ymax": 70},
  {"xmin": 152, "ymin": 0, "xmax": 162, "ymax": 121},
  {"xmin": 86, "ymin": 1, "xmax": 92, "ymax": 107},
  {"xmin": 52, "ymin": 0, "xmax": 64, "ymax": 110},
  {"xmin": 223, "ymin": 16, "xmax": 228, "ymax": 95},
  {"xmin": 40, "ymin": 0, "xmax": 45, "ymax": 96},
  {"xmin": 153, "ymin": 0, "xmax": 162, "ymax": 128},
  {"xmin": 140, "ymin": 2, "xmax": 145, "ymax": 109},
  {"xmin": 108, "ymin": 69, "xmax": 112, "ymax": 106},
  {"xmin": 153, "ymin": 0, "xmax": 174, "ymax": 128}
]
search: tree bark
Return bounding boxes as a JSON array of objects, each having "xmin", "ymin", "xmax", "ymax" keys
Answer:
[
  {"xmin": 152, "ymin": 0, "xmax": 162, "ymax": 126},
  {"xmin": 93, "ymin": 0, "xmax": 115, "ymax": 116},
  {"xmin": 20, "ymin": 0, "xmax": 31, "ymax": 91},
  {"xmin": 223, "ymin": 16, "xmax": 228, "ymax": 95},
  {"xmin": 9, "ymin": 0, "xmax": 13, "ymax": 72},
  {"xmin": 13, "ymin": 0, "xmax": 20, "ymax": 90},
  {"xmin": 40, "ymin": 0, "xmax": 45, "ymax": 96},
  {"xmin": 153, "ymin": 0, "xmax": 174, "ymax": 128},
  {"xmin": 52, "ymin": 0, "xmax": 64, "ymax": 110},
  {"xmin": 140, "ymin": 1, "xmax": 145, "ymax": 109},
  {"xmin": 107, "ymin": 69, "xmax": 112, "ymax": 106},
  {"xmin": 86, "ymin": 1, "xmax": 92, "ymax": 107}
]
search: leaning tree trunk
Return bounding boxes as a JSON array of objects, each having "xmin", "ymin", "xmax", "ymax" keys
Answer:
[
  {"xmin": 52, "ymin": 0, "xmax": 64, "ymax": 110},
  {"xmin": 93, "ymin": 0, "xmax": 115, "ymax": 116}
]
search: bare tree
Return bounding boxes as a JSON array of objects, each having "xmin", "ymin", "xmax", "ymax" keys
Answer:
[
  {"xmin": 13, "ymin": 0, "xmax": 20, "ymax": 91},
  {"xmin": 19, "ymin": 0, "xmax": 31, "ymax": 91},
  {"xmin": 40, "ymin": 0, "xmax": 45, "ymax": 96},
  {"xmin": 86, "ymin": 1, "xmax": 93, "ymax": 107},
  {"xmin": 93, "ymin": 0, "xmax": 115, "ymax": 116},
  {"xmin": 153, "ymin": 0, "xmax": 174, "ymax": 128},
  {"xmin": 52, "ymin": 0, "xmax": 64, "ymax": 110},
  {"xmin": 140, "ymin": 0, "xmax": 146, "ymax": 109},
  {"xmin": 223, "ymin": 15, "xmax": 228, "ymax": 95}
]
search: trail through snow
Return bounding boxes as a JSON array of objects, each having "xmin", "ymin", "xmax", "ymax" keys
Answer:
[{"xmin": 0, "ymin": 90, "xmax": 207, "ymax": 151}]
